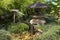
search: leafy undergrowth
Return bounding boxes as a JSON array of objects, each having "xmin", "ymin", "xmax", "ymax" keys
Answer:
[
  {"xmin": 0, "ymin": 30, "xmax": 11, "ymax": 40},
  {"xmin": 9, "ymin": 23, "xmax": 60, "ymax": 40},
  {"xmin": 36, "ymin": 25, "xmax": 60, "ymax": 40}
]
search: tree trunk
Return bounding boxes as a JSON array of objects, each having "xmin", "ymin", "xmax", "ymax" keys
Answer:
[{"xmin": 29, "ymin": 23, "xmax": 35, "ymax": 34}]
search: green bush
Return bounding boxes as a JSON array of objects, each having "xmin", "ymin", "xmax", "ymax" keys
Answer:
[
  {"xmin": 0, "ymin": 30, "xmax": 11, "ymax": 40},
  {"xmin": 36, "ymin": 25, "xmax": 60, "ymax": 40},
  {"xmin": 35, "ymin": 24, "xmax": 53, "ymax": 32},
  {"xmin": 8, "ymin": 23, "xmax": 29, "ymax": 33}
]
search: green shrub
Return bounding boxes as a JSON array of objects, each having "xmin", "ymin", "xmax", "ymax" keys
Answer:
[
  {"xmin": 8, "ymin": 23, "xmax": 29, "ymax": 33},
  {"xmin": 35, "ymin": 24, "xmax": 52, "ymax": 32},
  {"xmin": 0, "ymin": 30, "xmax": 11, "ymax": 40},
  {"xmin": 36, "ymin": 25, "xmax": 60, "ymax": 40}
]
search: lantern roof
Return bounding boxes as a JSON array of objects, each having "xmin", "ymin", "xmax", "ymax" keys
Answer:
[
  {"xmin": 10, "ymin": 9, "xmax": 19, "ymax": 12},
  {"xmin": 28, "ymin": 2, "xmax": 49, "ymax": 8}
]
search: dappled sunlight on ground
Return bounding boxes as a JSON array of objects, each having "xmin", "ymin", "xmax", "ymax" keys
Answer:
[{"xmin": 11, "ymin": 32, "xmax": 37, "ymax": 40}]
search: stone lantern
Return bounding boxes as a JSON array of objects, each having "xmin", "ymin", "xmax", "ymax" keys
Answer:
[
  {"xmin": 10, "ymin": 9, "xmax": 19, "ymax": 24},
  {"xmin": 27, "ymin": 2, "xmax": 50, "ymax": 34}
]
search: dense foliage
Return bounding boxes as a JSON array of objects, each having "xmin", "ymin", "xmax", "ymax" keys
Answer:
[
  {"xmin": 0, "ymin": 0, "xmax": 60, "ymax": 40},
  {"xmin": 0, "ymin": 30, "xmax": 11, "ymax": 40},
  {"xmin": 0, "ymin": 0, "xmax": 60, "ymax": 23}
]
